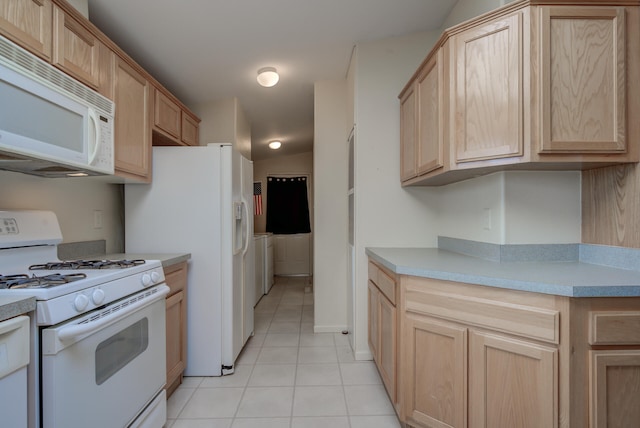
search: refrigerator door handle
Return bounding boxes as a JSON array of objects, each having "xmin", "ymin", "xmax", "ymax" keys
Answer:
[{"xmin": 241, "ymin": 199, "xmax": 250, "ymax": 256}]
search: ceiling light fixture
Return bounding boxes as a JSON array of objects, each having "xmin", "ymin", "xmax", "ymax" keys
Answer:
[
  {"xmin": 257, "ymin": 67, "xmax": 279, "ymax": 87},
  {"xmin": 268, "ymin": 140, "xmax": 282, "ymax": 150}
]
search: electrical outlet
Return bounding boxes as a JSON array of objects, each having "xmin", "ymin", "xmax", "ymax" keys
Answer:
[
  {"xmin": 483, "ymin": 208, "xmax": 492, "ymax": 230},
  {"xmin": 93, "ymin": 210, "xmax": 103, "ymax": 229}
]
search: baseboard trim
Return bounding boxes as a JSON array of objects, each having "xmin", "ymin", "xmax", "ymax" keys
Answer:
[
  {"xmin": 313, "ymin": 325, "xmax": 348, "ymax": 333},
  {"xmin": 355, "ymin": 350, "xmax": 373, "ymax": 361}
]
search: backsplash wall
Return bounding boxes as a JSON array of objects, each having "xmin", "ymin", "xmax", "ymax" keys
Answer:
[{"xmin": 0, "ymin": 170, "xmax": 124, "ymax": 253}]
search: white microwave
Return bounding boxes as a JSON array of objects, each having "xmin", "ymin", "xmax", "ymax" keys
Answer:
[{"xmin": 0, "ymin": 36, "xmax": 114, "ymax": 177}]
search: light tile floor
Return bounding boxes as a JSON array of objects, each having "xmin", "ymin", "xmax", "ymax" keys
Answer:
[{"xmin": 165, "ymin": 276, "xmax": 400, "ymax": 428}]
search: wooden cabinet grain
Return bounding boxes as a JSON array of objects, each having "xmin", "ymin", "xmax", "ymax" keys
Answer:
[
  {"xmin": 468, "ymin": 331, "xmax": 557, "ymax": 428},
  {"xmin": 0, "ymin": 0, "xmax": 52, "ymax": 60},
  {"xmin": 367, "ymin": 261, "xmax": 399, "ymax": 414},
  {"xmin": 394, "ymin": 272, "xmax": 640, "ymax": 428},
  {"xmin": 400, "ymin": 48, "xmax": 446, "ymax": 182},
  {"xmin": 113, "ymin": 57, "xmax": 150, "ymax": 181},
  {"xmin": 152, "ymin": 86, "xmax": 200, "ymax": 146},
  {"xmin": 51, "ymin": 4, "xmax": 99, "ymax": 89},
  {"xmin": 400, "ymin": 1, "xmax": 640, "ymax": 186},
  {"xmin": 181, "ymin": 111, "xmax": 199, "ymax": 146},
  {"xmin": 401, "ymin": 276, "xmax": 560, "ymax": 428},
  {"xmin": 153, "ymin": 88, "xmax": 181, "ymax": 140},
  {"xmin": 163, "ymin": 261, "xmax": 188, "ymax": 398},
  {"xmin": 403, "ymin": 313, "xmax": 467, "ymax": 428},
  {"xmin": 452, "ymin": 12, "xmax": 523, "ymax": 164},
  {"xmin": 1, "ymin": 0, "xmax": 201, "ymax": 180}
]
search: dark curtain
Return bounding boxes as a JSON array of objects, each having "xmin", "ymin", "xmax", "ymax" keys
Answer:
[{"xmin": 266, "ymin": 176, "xmax": 311, "ymax": 234}]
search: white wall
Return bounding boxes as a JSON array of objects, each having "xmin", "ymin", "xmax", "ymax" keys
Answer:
[
  {"xmin": 313, "ymin": 79, "xmax": 349, "ymax": 333},
  {"xmin": 440, "ymin": 0, "xmax": 510, "ymax": 30},
  {"xmin": 193, "ymin": 97, "xmax": 252, "ymax": 159},
  {"xmin": 68, "ymin": 0, "xmax": 88, "ymax": 18},
  {"xmin": 351, "ymin": 31, "xmax": 442, "ymax": 359},
  {"xmin": 344, "ymin": 0, "xmax": 582, "ymax": 360},
  {"xmin": 0, "ymin": 171, "xmax": 124, "ymax": 252},
  {"xmin": 502, "ymin": 171, "xmax": 581, "ymax": 244},
  {"xmin": 436, "ymin": 171, "xmax": 581, "ymax": 244}
]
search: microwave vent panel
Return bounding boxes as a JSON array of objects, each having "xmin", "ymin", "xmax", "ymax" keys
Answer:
[{"xmin": 0, "ymin": 36, "xmax": 114, "ymax": 116}]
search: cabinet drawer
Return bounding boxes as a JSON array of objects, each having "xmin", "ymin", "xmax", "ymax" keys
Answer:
[
  {"xmin": 404, "ymin": 277, "xmax": 560, "ymax": 344},
  {"xmin": 164, "ymin": 261, "xmax": 187, "ymax": 296},
  {"xmin": 589, "ymin": 311, "xmax": 640, "ymax": 345},
  {"xmin": 368, "ymin": 261, "xmax": 396, "ymax": 305}
]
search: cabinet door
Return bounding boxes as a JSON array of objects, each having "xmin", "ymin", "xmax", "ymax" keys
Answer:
[
  {"xmin": 164, "ymin": 262, "xmax": 188, "ymax": 397},
  {"xmin": 589, "ymin": 350, "xmax": 640, "ymax": 428},
  {"xmin": 400, "ymin": 83, "xmax": 417, "ymax": 181},
  {"xmin": 114, "ymin": 57, "xmax": 150, "ymax": 181},
  {"xmin": 0, "ymin": 0, "xmax": 52, "ymax": 60},
  {"xmin": 181, "ymin": 112, "xmax": 199, "ymax": 146},
  {"xmin": 51, "ymin": 5, "xmax": 99, "ymax": 89},
  {"xmin": 403, "ymin": 313, "xmax": 467, "ymax": 428},
  {"xmin": 468, "ymin": 331, "xmax": 557, "ymax": 428},
  {"xmin": 165, "ymin": 290, "xmax": 185, "ymax": 394},
  {"xmin": 416, "ymin": 49, "xmax": 444, "ymax": 175},
  {"xmin": 379, "ymin": 291, "xmax": 396, "ymax": 404},
  {"xmin": 368, "ymin": 281, "xmax": 380, "ymax": 363},
  {"xmin": 539, "ymin": 7, "xmax": 626, "ymax": 153},
  {"xmin": 454, "ymin": 12, "xmax": 523, "ymax": 163},
  {"xmin": 154, "ymin": 88, "xmax": 181, "ymax": 140}
]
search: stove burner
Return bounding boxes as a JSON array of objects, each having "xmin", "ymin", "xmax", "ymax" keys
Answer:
[
  {"xmin": 0, "ymin": 273, "xmax": 87, "ymax": 289},
  {"xmin": 29, "ymin": 259, "xmax": 146, "ymax": 270}
]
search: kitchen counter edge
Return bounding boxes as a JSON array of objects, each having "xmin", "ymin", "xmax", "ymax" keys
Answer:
[
  {"xmin": 0, "ymin": 296, "xmax": 36, "ymax": 322},
  {"xmin": 104, "ymin": 253, "xmax": 191, "ymax": 268},
  {"xmin": 366, "ymin": 247, "xmax": 640, "ymax": 298}
]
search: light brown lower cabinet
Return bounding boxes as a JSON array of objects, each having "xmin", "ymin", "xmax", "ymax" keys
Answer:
[
  {"xmin": 368, "ymin": 259, "xmax": 640, "ymax": 428},
  {"xmin": 368, "ymin": 262, "xmax": 399, "ymax": 413},
  {"xmin": 163, "ymin": 261, "xmax": 188, "ymax": 398}
]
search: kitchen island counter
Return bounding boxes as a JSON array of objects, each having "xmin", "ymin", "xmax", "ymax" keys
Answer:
[{"xmin": 366, "ymin": 239, "xmax": 640, "ymax": 297}]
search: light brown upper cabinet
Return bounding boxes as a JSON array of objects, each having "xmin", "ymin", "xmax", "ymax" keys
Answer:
[
  {"xmin": 400, "ymin": 1, "xmax": 640, "ymax": 186},
  {"xmin": 51, "ymin": 4, "xmax": 99, "ymax": 89},
  {"xmin": 400, "ymin": 47, "xmax": 447, "ymax": 182},
  {"xmin": 0, "ymin": 0, "xmax": 52, "ymax": 61},
  {"xmin": 114, "ymin": 57, "xmax": 150, "ymax": 182},
  {"xmin": 181, "ymin": 112, "xmax": 199, "ymax": 146},
  {"xmin": 154, "ymin": 88, "xmax": 181, "ymax": 140},
  {"xmin": 539, "ymin": 7, "xmax": 626, "ymax": 154},
  {"xmin": 453, "ymin": 12, "xmax": 523, "ymax": 164},
  {"xmin": 152, "ymin": 86, "xmax": 200, "ymax": 146},
  {"xmin": 1, "ymin": 0, "xmax": 201, "ymax": 182}
]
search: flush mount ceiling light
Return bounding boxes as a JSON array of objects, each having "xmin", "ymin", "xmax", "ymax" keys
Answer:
[
  {"xmin": 268, "ymin": 140, "xmax": 282, "ymax": 150},
  {"xmin": 257, "ymin": 67, "xmax": 279, "ymax": 87}
]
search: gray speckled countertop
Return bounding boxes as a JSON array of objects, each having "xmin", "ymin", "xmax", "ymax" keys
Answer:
[
  {"xmin": 366, "ymin": 239, "xmax": 640, "ymax": 297},
  {"xmin": 104, "ymin": 253, "xmax": 191, "ymax": 268},
  {"xmin": 0, "ymin": 296, "xmax": 35, "ymax": 322}
]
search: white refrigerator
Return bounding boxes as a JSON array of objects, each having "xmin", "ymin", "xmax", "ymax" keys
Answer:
[{"xmin": 125, "ymin": 144, "xmax": 255, "ymax": 376}]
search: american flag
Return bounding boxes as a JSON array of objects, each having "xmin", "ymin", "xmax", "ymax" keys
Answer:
[{"xmin": 253, "ymin": 182, "xmax": 263, "ymax": 215}]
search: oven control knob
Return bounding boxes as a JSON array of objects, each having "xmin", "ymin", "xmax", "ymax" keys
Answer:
[
  {"xmin": 74, "ymin": 294, "xmax": 89, "ymax": 312},
  {"xmin": 141, "ymin": 273, "xmax": 152, "ymax": 287},
  {"xmin": 151, "ymin": 271, "xmax": 161, "ymax": 283},
  {"xmin": 92, "ymin": 289, "xmax": 105, "ymax": 305}
]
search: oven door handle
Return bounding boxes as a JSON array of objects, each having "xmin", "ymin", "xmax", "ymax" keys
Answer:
[{"xmin": 57, "ymin": 285, "xmax": 169, "ymax": 342}]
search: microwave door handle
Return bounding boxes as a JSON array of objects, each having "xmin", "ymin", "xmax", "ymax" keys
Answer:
[
  {"xmin": 87, "ymin": 108, "xmax": 100, "ymax": 165},
  {"xmin": 56, "ymin": 285, "xmax": 169, "ymax": 342}
]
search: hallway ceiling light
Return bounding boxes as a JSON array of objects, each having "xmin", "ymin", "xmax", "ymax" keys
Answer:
[
  {"xmin": 268, "ymin": 140, "xmax": 282, "ymax": 150},
  {"xmin": 257, "ymin": 67, "xmax": 279, "ymax": 87}
]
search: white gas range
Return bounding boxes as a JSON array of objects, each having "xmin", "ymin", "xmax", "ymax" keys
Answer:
[{"xmin": 0, "ymin": 210, "xmax": 169, "ymax": 428}]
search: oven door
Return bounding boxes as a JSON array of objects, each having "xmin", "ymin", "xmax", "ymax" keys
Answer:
[{"xmin": 40, "ymin": 284, "xmax": 169, "ymax": 428}]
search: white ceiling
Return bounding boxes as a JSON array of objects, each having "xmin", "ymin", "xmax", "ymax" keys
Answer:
[{"xmin": 87, "ymin": 0, "xmax": 458, "ymax": 160}]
